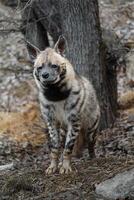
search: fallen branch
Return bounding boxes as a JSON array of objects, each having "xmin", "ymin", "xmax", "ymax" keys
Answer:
[
  {"xmin": 0, "ymin": 163, "xmax": 14, "ymax": 171},
  {"xmin": 0, "ymin": 29, "xmax": 20, "ymax": 33}
]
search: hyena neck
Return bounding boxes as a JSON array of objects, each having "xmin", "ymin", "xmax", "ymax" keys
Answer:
[{"xmin": 42, "ymin": 82, "xmax": 71, "ymax": 102}]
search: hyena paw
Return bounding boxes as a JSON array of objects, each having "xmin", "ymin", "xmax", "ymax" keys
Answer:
[
  {"xmin": 59, "ymin": 162, "xmax": 72, "ymax": 174},
  {"xmin": 45, "ymin": 164, "xmax": 57, "ymax": 175},
  {"xmin": 59, "ymin": 165, "xmax": 72, "ymax": 174},
  {"xmin": 58, "ymin": 161, "xmax": 62, "ymax": 168}
]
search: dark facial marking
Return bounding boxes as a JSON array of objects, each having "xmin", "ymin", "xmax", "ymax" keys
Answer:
[
  {"xmin": 34, "ymin": 69, "xmax": 40, "ymax": 81},
  {"xmin": 60, "ymin": 68, "xmax": 66, "ymax": 79}
]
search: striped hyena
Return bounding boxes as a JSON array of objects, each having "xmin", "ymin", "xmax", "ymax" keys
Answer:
[{"xmin": 28, "ymin": 36, "xmax": 100, "ymax": 174}]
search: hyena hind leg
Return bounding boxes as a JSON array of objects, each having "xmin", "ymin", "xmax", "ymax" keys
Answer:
[
  {"xmin": 87, "ymin": 129, "xmax": 97, "ymax": 159},
  {"xmin": 73, "ymin": 128, "xmax": 86, "ymax": 158}
]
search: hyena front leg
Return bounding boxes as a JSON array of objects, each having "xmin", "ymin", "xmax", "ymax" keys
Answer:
[
  {"xmin": 41, "ymin": 104, "xmax": 60, "ymax": 174},
  {"xmin": 46, "ymin": 122, "xmax": 60, "ymax": 174},
  {"xmin": 59, "ymin": 114, "xmax": 80, "ymax": 174}
]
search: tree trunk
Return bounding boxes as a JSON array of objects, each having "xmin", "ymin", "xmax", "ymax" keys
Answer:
[
  {"xmin": 20, "ymin": 0, "xmax": 49, "ymax": 51},
  {"xmin": 57, "ymin": 0, "xmax": 116, "ymax": 129},
  {"xmin": 20, "ymin": 0, "xmax": 117, "ymax": 129},
  {"xmin": 20, "ymin": 0, "xmax": 62, "ymax": 51}
]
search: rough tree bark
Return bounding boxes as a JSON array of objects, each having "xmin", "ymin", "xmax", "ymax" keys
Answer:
[
  {"xmin": 57, "ymin": 0, "xmax": 116, "ymax": 129},
  {"xmin": 20, "ymin": 0, "xmax": 49, "ymax": 52},
  {"xmin": 19, "ymin": 0, "xmax": 117, "ymax": 129},
  {"xmin": 20, "ymin": 0, "xmax": 61, "ymax": 50}
]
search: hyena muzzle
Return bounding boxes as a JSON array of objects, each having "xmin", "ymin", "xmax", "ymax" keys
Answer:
[{"xmin": 28, "ymin": 36, "xmax": 100, "ymax": 174}]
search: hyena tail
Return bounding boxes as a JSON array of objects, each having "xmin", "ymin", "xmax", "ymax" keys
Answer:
[{"xmin": 87, "ymin": 117, "xmax": 100, "ymax": 159}]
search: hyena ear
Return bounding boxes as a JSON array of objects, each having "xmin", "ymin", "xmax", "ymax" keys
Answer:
[
  {"xmin": 25, "ymin": 40, "xmax": 41, "ymax": 60},
  {"xmin": 54, "ymin": 35, "xmax": 66, "ymax": 56}
]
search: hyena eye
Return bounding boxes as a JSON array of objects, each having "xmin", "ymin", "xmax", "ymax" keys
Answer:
[
  {"xmin": 38, "ymin": 66, "xmax": 43, "ymax": 70},
  {"xmin": 51, "ymin": 64, "xmax": 58, "ymax": 68}
]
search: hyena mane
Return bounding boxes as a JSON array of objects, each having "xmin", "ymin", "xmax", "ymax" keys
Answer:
[{"xmin": 28, "ymin": 36, "xmax": 100, "ymax": 174}]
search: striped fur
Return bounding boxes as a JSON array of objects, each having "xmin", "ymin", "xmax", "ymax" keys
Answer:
[{"xmin": 32, "ymin": 37, "xmax": 100, "ymax": 174}]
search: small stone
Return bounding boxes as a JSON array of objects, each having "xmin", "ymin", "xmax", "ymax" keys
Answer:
[
  {"xmin": 127, "ymin": 114, "xmax": 134, "ymax": 123},
  {"xmin": 95, "ymin": 168, "xmax": 134, "ymax": 199}
]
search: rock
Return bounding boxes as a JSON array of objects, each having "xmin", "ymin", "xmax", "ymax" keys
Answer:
[
  {"xmin": 102, "ymin": 28, "xmax": 127, "ymax": 67},
  {"xmin": 125, "ymin": 50, "xmax": 134, "ymax": 84},
  {"xmin": 127, "ymin": 114, "xmax": 134, "ymax": 122},
  {"xmin": 0, "ymin": 162, "xmax": 14, "ymax": 171},
  {"xmin": 0, "ymin": 2, "xmax": 37, "ymax": 112},
  {"xmin": 0, "ymin": 0, "xmax": 18, "ymax": 7},
  {"xmin": 95, "ymin": 168, "xmax": 134, "ymax": 199},
  {"xmin": 101, "ymin": 0, "xmax": 134, "ymax": 5},
  {"xmin": 99, "ymin": 1, "xmax": 134, "ymax": 46}
]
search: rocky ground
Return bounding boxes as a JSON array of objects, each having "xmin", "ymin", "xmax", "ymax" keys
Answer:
[{"xmin": 0, "ymin": 1, "xmax": 134, "ymax": 200}]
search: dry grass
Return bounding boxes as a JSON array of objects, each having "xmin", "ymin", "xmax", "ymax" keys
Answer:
[
  {"xmin": 0, "ymin": 103, "xmax": 46, "ymax": 146},
  {"xmin": 118, "ymin": 91, "xmax": 134, "ymax": 111}
]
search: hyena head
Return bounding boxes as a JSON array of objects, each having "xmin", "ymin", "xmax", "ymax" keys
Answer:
[{"xmin": 27, "ymin": 36, "xmax": 75, "ymax": 88}]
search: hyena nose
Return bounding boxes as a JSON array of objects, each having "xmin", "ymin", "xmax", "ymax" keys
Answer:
[{"xmin": 42, "ymin": 72, "xmax": 49, "ymax": 79}]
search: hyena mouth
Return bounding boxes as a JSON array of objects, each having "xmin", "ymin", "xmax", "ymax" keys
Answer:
[{"xmin": 41, "ymin": 77, "xmax": 60, "ymax": 86}]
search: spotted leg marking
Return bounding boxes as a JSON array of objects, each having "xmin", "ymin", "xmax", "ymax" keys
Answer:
[
  {"xmin": 59, "ymin": 114, "xmax": 80, "ymax": 174},
  {"xmin": 40, "ymin": 103, "xmax": 60, "ymax": 174}
]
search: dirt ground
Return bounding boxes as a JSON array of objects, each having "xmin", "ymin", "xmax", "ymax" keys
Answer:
[{"xmin": 0, "ymin": 151, "xmax": 134, "ymax": 200}]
